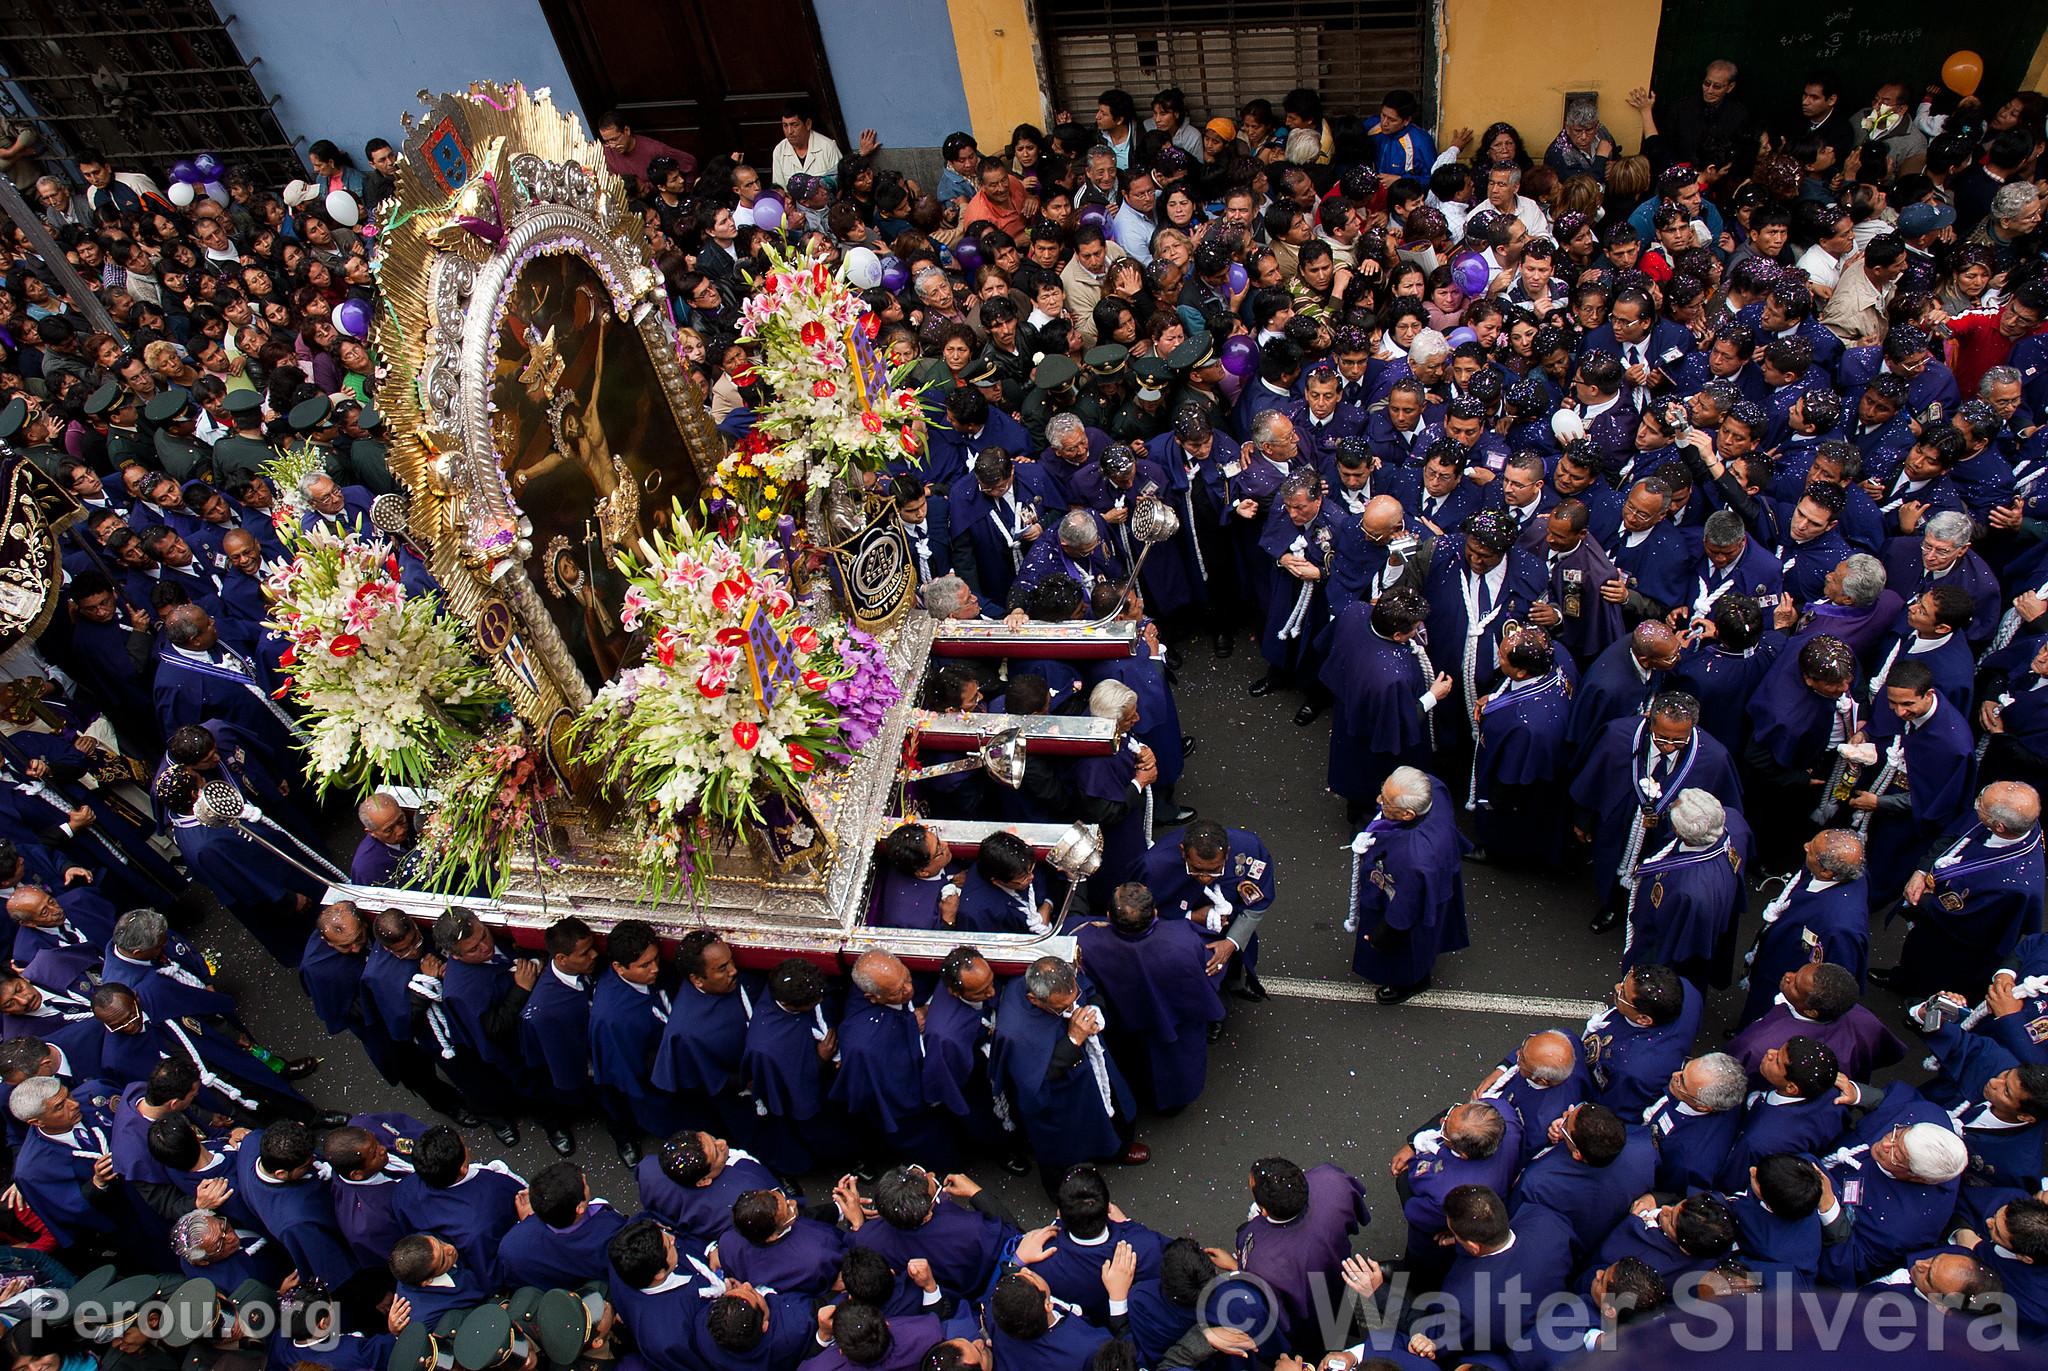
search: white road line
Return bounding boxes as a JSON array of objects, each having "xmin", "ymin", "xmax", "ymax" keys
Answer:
[{"xmin": 1257, "ymin": 974, "xmax": 1604, "ymax": 1019}]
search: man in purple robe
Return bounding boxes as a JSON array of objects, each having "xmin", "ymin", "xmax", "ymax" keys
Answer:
[
  {"xmin": 590, "ymin": 919, "xmax": 691, "ymax": 1158},
  {"xmin": 1234, "ymin": 1155, "xmax": 1370, "ymax": 1352},
  {"xmin": 390, "ymin": 1123, "xmax": 525, "ymax": 1289},
  {"xmin": 1816, "ymin": 1119, "xmax": 1970, "ymax": 1286},
  {"xmin": 1574, "ymin": 690, "xmax": 1743, "ymax": 932},
  {"xmin": 349, "ymin": 794, "xmax": 411, "ymax": 888},
  {"xmin": 1251, "ymin": 468, "xmax": 1339, "ymax": 724},
  {"xmin": 1071, "ymin": 444, "xmax": 1198, "ymax": 620},
  {"xmin": 1859, "ymin": 586, "xmax": 1977, "ymax": 729},
  {"xmin": 1741, "ymin": 829, "xmax": 1871, "ymax": 1025},
  {"xmin": 1621, "ymin": 787, "xmax": 1746, "ymax": 988},
  {"xmin": 636, "ymin": 1130, "xmax": 780, "ymax": 1244},
  {"xmin": 743, "ymin": 958, "xmax": 843, "ymax": 1177},
  {"xmin": 1137, "ymin": 819, "xmax": 1277, "ymax": 1005},
  {"xmin": 1011, "ymin": 1165, "xmax": 1167, "ymax": 1323},
  {"xmin": 1581, "ymin": 964, "xmax": 1702, "ymax": 1117},
  {"xmin": 1405, "ymin": 1184, "xmax": 1573, "ymax": 1360},
  {"xmin": 1845, "ymin": 659, "xmax": 1976, "ymax": 904},
  {"xmin": 920, "ymin": 949, "xmax": 1017, "ymax": 1166},
  {"xmin": 1423, "ymin": 507, "xmax": 1547, "ymax": 765},
  {"xmin": 991, "ymin": 956, "xmax": 1146, "ymax": 1185},
  {"xmin": 833, "ymin": 952, "xmax": 950, "ymax": 1169},
  {"xmin": 1880, "ymin": 514, "xmax": 2002, "ymax": 649},
  {"xmin": 1728, "ymin": 962, "xmax": 1908, "ymax": 1081},
  {"xmin": 606, "ymin": 1217, "xmax": 724, "ymax": 1371},
  {"xmin": 1471, "ymin": 627, "xmax": 1572, "ymax": 864},
  {"xmin": 853, "ymin": 1167, "xmax": 1016, "ymax": 1296},
  {"xmin": 1876, "ymin": 781, "xmax": 2046, "ymax": 999},
  {"xmin": 517, "ymin": 916, "xmax": 599, "ymax": 1160},
  {"xmin": 872, "ymin": 823, "xmax": 961, "ymax": 932},
  {"xmin": 1773, "ymin": 550, "xmax": 1903, "ymax": 671},
  {"xmin": 1069, "ymin": 680, "xmax": 1158, "ymax": 896},
  {"xmin": 653, "ymin": 931, "xmax": 772, "ymax": 1163},
  {"xmin": 1318, "ymin": 588, "xmax": 1450, "ymax": 824},
  {"xmin": 1349, "ymin": 768, "xmax": 1471, "ymax": 1003},
  {"xmin": 1564, "ymin": 621, "xmax": 1680, "ymax": 769},
  {"xmin": 496, "ymin": 1159, "xmax": 630, "ymax": 1290},
  {"xmin": 323, "ymin": 1114, "xmax": 428, "ymax": 1272},
  {"xmin": 1071, "ymin": 883, "xmax": 1224, "ymax": 1112},
  {"xmin": 717, "ymin": 1187, "xmax": 849, "ymax": 1296},
  {"xmin": 1532, "ymin": 499, "xmax": 1626, "ymax": 666},
  {"xmin": 1605, "ymin": 477, "xmax": 1695, "ymax": 624},
  {"xmin": 808, "ymin": 1303, "xmax": 944, "ymax": 1371},
  {"xmin": 1743, "ymin": 635, "xmax": 1863, "ymax": 872},
  {"xmin": 1390, "ymin": 1100, "xmax": 1521, "ymax": 1278},
  {"xmin": 990, "ymin": 1268, "xmax": 1112, "ymax": 1371}
]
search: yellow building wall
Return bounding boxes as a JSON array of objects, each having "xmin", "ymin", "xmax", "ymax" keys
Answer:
[
  {"xmin": 945, "ymin": 0, "xmax": 1049, "ymax": 148},
  {"xmin": 1435, "ymin": 0, "xmax": 1663, "ymax": 153}
]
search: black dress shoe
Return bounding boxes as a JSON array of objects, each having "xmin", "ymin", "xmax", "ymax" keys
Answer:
[
  {"xmin": 1161, "ymin": 804, "xmax": 1198, "ymax": 825},
  {"xmin": 1206, "ymin": 1020, "xmax": 1225, "ymax": 1043},
  {"xmin": 280, "ymin": 1056, "xmax": 320, "ymax": 1081},
  {"xmin": 546, "ymin": 1125, "xmax": 575, "ymax": 1156},
  {"xmin": 1002, "ymin": 1151, "xmax": 1034, "ymax": 1176},
  {"xmin": 618, "ymin": 1139, "xmax": 643, "ymax": 1167},
  {"xmin": 451, "ymin": 1108, "xmax": 483, "ymax": 1128},
  {"xmin": 1214, "ymin": 633, "xmax": 1234, "ymax": 658},
  {"xmin": 1248, "ymin": 675, "xmax": 1278, "ymax": 696},
  {"xmin": 1164, "ymin": 647, "xmax": 1184, "ymax": 672},
  {"xmin": 1181, "ymin": 734, "xmax": 1199, "ymax": 758},
  {"xmin": 491, "ymin": 1121, "xmax": 520, "ymax": 1147},
  {"xmin": 316, "ymin": 1111, "xmax": 351, "ymax": 1130},
  {"xmin": 1867, "ymin": 966, "xmax": 1906, "ymax": 989},
  {"xmin": 1375, "ymin": 981, "xmax": 1429, "ymax": 1005},
  {"xmin": 1588, "ymin": 908, "xmax": 1619, "ymax": 934},
  {"xmin": 1293, "ymin": 702, "xmax": 1325, "ymax": 726},
  {"xmin": 1242, "ymin": 973, "xmax": 1269, "ymax": 1001}
]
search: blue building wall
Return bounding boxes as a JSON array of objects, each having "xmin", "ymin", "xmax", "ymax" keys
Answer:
[
  {"xmin": 216, "ymin": 0, "xmax": 582, "ymax": 169},
  {"xmin": 812, "ymin": 0, "xmax": 972, "ymax": 149}
]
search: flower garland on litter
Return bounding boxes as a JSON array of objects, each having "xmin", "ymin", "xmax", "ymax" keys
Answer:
[
  {"xmin": 414, "ymin": 721, "xmax": 557, "ymax": 897},
  {"xmin": 718, "ymin": 244, "xmax": 924, "ymax": 519},
  {"xmin": 563, "ymin": 508, "xmax": 861, "ymax": 899},
  {"xmin": 263, "ymin": 522, "xmax": 505, "ymax": 797}
]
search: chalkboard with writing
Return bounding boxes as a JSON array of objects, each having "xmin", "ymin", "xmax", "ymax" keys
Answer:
[{"xmin": 1650, "ymin": 0, "xmax": 2043, "ymax": 143}]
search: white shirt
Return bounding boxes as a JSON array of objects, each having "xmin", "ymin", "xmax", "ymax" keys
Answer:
[
  {"xmin": 770, "ymin": 133, "xmax": 842, "ymax": 189},
  {"xmin": 1796, "ymin": 243, "xmax": 1845, "ymax": 291}
]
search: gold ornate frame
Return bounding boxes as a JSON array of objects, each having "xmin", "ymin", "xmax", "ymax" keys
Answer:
[{"xmin": 371, "ymin": 83, "xmax": 724, "ymax": 726}]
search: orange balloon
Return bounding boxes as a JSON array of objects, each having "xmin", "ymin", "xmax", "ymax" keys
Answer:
[{"xmin": 1943, "ymin": 50, "xmax": 1984, "ymax": 98}]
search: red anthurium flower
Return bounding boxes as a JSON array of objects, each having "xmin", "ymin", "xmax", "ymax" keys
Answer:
[
  {"xmin": 800, "ymin": 669, "xmax": 827, "ymax": 691},
  {"xmin": 861, "ymin": 411, "xmax": 884, "ymax": 434},
  {"xmin": 731, "ymin": 368, "xmax": 757, "ymax": 387},
  {"xmin": 271, "ymin": 683, "xmax": 292, "ymax": 699},
  {"xmin": 813, "ymin": 263, "xmax": 831, "ymax": 290},
  {"xmin": 385, "ymin": 555, "xmax": 401, "ymax": 577},
  {"xmin": 790, "ymin": 625, "xmax": 819, "ymax": 653},
  {"xmin": 697, "ymin": 679, "xmax": 726, "ymax": 699},
  {"xmin": 812, "ymin": 379, "xmax": 836, "ymax": 399},
  {"xmin": 861, "ymin": 312, "xmax": 880, "ymax": 339},
  {"xmin": 655, "ymin": 631, "xmax": 677, "ymax": 668},
  {"xmin": 787, "ymin": 743, "xmax": 815, "ymax": 773},
  {"xmin": 278, "ymin": 645, "xmax": 296, "ymax": 667},
  {"xmin": 800, "ymin": 320, "xmax": 826, "ymax": 348},
  {"xmin": 711, "ymin": 579, "xmax": 744, "ymax": 613},
  {"xmin": 732, "ymin": 720, "xmax": 760, "ymax": 750},
  {"xmin": 715, "ymin": 626, "xmax": 748, "ymax": 647},
  {"xmin": 329, "ymin": 634, "xmax": 361, "ymax": 657},
  {"xmin": 899, "ymin": 426, "xmax": 918, "ymax": 453}
]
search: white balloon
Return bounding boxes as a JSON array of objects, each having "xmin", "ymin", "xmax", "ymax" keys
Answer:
[
  {"xmin": 203, "ymin": 180, "xmax": 229, "ymax": 206},
  {"xmin": 324, "ymin": 188, "xmax": 360, "ymax": 227},
  {"xmin": 843, "ymin": 246, "xmax": 883, "ymax": 290},
  {"xmin": 167, "ymin": 180, "xmax": 196, "ymax": 207}
]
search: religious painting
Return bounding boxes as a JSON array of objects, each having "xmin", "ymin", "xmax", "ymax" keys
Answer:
[{"xmin": 489, "ymin": 253, "xmax": 702, "ymax": 695}]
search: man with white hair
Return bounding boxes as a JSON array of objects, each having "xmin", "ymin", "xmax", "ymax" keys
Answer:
[
  {"xmin": 1011, "ymin": 507, "xmax": 1119, "ymax": 607},
  {"xmin": 1817, "ymin": 1118, "xmax": 1970, "ymax": 1286},
  {"xmin": 1877, "ymin": 782, "xmax": 2045, "ymax": 998},
  {"xmin": 1741, "ymin": 829, "xmax": 1870, "ymax": 1025},
  {"xmin": 9, "ymin": 1074, "xmax": 122, "ymax": 1252},
  {"xmin": 1348, "ymin": 766, "xmax": 1471, "ymax": 1003},
  {"xmin": 1640, "ymin": 1051, "xmax": 1749, "ymax": 1194},
  {"xmin": 1771, "ymin": 550, "xmax": 1899, "ymax": 661},
  {"xmin": 1879, "ymin": 508, "xmax": 2002, "ymax": 649},
  {"xmin": 352, "ymin": 792, "xmax": 414, "ymax": 886},
  {"xmin": 1619, "ymin": 787, "xmax": 1746, "ymax": 988}
]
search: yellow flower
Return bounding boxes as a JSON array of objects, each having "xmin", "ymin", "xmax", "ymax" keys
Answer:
[
  {"xmin": 763, "ymin": 484, "xmax": 780, "ymax": 500},
  {"xmin": 736, "ymin": 462, "xmax": 759, "ymax": 478},
  {"xmin": 757, "ymin": 508, "xmax": 773, "ymax": 521}
]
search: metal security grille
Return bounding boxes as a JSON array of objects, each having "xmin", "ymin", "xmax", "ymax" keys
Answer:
[
  {"xmin": 0, "ymin": 0, "xmax": 299, "ymax": 182},
  {"xmin": 1037, "ymin": 0, "xmax": 1426, "ymax": 127}
]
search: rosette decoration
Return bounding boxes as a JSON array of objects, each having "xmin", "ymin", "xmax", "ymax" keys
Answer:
[
  {"xmin": 563, "ymin": 505, "xmax": 901, "ymax": 899},
  {"xmin": 263, "ymin": 522, "xmax": 506, "ymax": 796},
  {"xmin": 413, "ymin": 721, "xmax": 558, "ymax": 897},
  {"xmin": 718, "ymin": 243, "xmax": 926, "ymax": 521}
]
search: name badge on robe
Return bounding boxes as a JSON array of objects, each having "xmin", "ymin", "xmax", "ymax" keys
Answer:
[
  {"xmin": 1368, "ymin": 866, "xmax": 1395, "ymax": 896},
  {"xmin": 1562, "ymin": 568, "xmax": 1583, "ymax": 618},
  {"xmin": 1939, "ymin": 889, "xmax": 1968, "ymax": 912},
  {"xmin": 2027, "ymin": 1016, "xmax": 2048, "ymax": 1045},
  {"xmin": 1649, "ymin": 880, "xmax": 1665, "ymax": 908},
  {"xmin": 1842, "ymin": 1179, "xmax": 1864, "ymax": 1206}
]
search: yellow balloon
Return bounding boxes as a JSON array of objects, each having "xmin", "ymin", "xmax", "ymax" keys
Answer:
[{"xmin": 1943, "ymin": 50, "xmax": 1984, "ymax": 99}]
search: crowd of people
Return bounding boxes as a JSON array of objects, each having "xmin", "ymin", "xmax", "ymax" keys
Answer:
[{"xmin": 1, "ymin": 38, "xmax": 2048, "ymax": 1371}]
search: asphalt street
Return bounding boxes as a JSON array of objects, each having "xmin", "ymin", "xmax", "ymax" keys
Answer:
[{"xmin": 215, "ymin": 629, "xmax": 1925, "ymax": 1257}]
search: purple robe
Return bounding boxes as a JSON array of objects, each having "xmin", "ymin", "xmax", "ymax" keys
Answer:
[
  {"xmin": 806, "ymin": 1315, "xmax": 945, "ymax": 1371},
  {"xmin": 635, "ymin": 1150, "xmax": 780, "ymax": 1242},
  {"xmin": 1234, "ymin": 1164, "xmax": 1371, "ymax": 1344},
  {"xmin": 1564, "ymin": 637, "xmax": 1666, "ymax": 767},
  {"xmin": 497, "ymin": 1200, "xmax": 631, "ymax": 1290},
  {"xmin": 1471, "ymin": 670, "xmax": 1571, "ymax": 860},
  {"xmin": 716, "ymin": 1215, "xmax": 849, "ymax": 1296},
  {"xmin": 390, "ymin": 1163, "xmax": 525, "ymax": 1288},
  {"xmin": 1318, "ymin": 609, "xmax": 1432, "ymax": 803},
  {"xmin": 831, "ymin": 1000, "xmax": 948, "ymax": 1159},
  {"xmin": 1896, "ymin": 820, "xmax": 2047, "ymax": 997},
  {"xmin": 1580, "ymin": 979, "xmax": 1703, "ymax": 1117},
  {"xmin": 1623, "ymin": 833, "xmax": 1747, "ymax": 988},
  {"xmin": 989, "ymin": 976, "xmax": 1133, "ymax": 1171},
  {"xmin": 1861, "ymin": 694, "xmax": 1976, "ymax": 901},
  {"xmin": 1570, "ymin": 716, "xmax": 1744, "ymax": 907},
  {"xmin": 850, "ymin": 1196, "xmax": 1010, "ymax": 1295},
  {"xmin": 874, "ymin": 867, "xmax": 955, "ymax": 931},
  {"xmin": 1349, "ymin": 779, "xmax": 1472, "ymax": 989},
  {"xmin": 1071, "ymin": 915, "xmax": 1225, "ymax": 1111},
  {"xmin": 1671, "ymin": 635, "xmax": 1781, "ymax": 752},
  {"xmin": 1725, "ymin": 1000, "xmax": 1907, "ymax": 1081},
  {"xmin": 1740, "ymin": 873, "xmax": 1871, "ymax": 1025}
]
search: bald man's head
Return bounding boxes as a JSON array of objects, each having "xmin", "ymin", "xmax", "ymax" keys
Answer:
[
  {"xmin": 161, "ymin": 604, "xmax": 216, "ymax": 650},
  {"xmin": 1629, "ymin": 621, "xmax": 1680, "ymax": 671},
  {"xmin": 318, "ymin": 901, "xmax": 368, "ymax": 953},
  {"xmin": 851, "ymin": 951, "xmax": 912, "ymax": 1005},
  {"xmin": 1981, "ymin": 782, "xmax": 2042, "ymax": 837},
  {"xmin": 1362, "ymin": 494, "xmax": 1405, "ymax": 539},
  {"xmin": 1518, "ymin": 1030, "xmax": 1578, "ymax": 1085}
]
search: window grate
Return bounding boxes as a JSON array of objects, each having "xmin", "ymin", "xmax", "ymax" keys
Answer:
[{"xmin": 1037, "ymin": 0, "xmax": 1425, "ymax": 126}]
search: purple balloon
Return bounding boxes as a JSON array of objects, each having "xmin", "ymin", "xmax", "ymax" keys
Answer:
[
  {"xmin": 1226, "ymin": 262, "xmax": 1249, "ymax": 295},
  {"xmin": 171, "ymin": 160, "xmax": 200, "ymax": 186},
  {"xmin": 752, "ymin": 194, "xmax": 784, "ymax": 230},
  {"xmin": 192, "ymin": 152, "xmax": 222, "ymax": 180},
  {"xmin": 880, "ymin": 258, "xmax": 909, "ymax": 292},
  {"xmin": 1079, "ymin": 205, "xmax": 1106, "ymax": 229},
  {"xmin": 953, "ymin": 238, "xmax": 983, "ymax": 274},
  {"xmin": 334, "ymin": 298, "xmax": 372, "ymax": 339},
  {"xmin": 1220, "ymin": 334, "xmax": 1258, "ymax": 378},
  {"xmin": 1446, "ymin": 326, "xmax": 1479, "ymax": 347},
  {"xmin": 1452, "ymin": 254, "xmax": 1489, "ymax": 296}
]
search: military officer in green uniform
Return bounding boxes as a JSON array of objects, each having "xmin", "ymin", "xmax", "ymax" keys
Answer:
[
  {"xmin": 146, "ymin": 390, "xmax": 212, "ymax": 482},
  {"xmin": 1167, "ymin": 333, "xmax": 1231, "ymax": 437},
  {"xmin": 338, "ymin": 403, "xmax": 398, "ymax": 495},
  {"xmin": 1112, "ymin": 356, "xmax": 1176, "ymax": 443},
  {"xmin": 1020, "ymin": 353, "xmax": 1083, "ymax": 453},
  {"xmin": 208, "ymin": 389, "xmax": 275, "ymax": 491},
  {"xmin": 1074, "ymin": 343, "xmax": 1131, "ymax": 432},
  {"xmin": 0, "ymin": 394, "xmax": 64, "ymax": 477},
  {"xmin": 287, "ymin": 394, "xmax": 349, "ymax": 483},
  {"xmin": 85, "ymin": 381, "xmax": 151, "ymax": 468}
]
